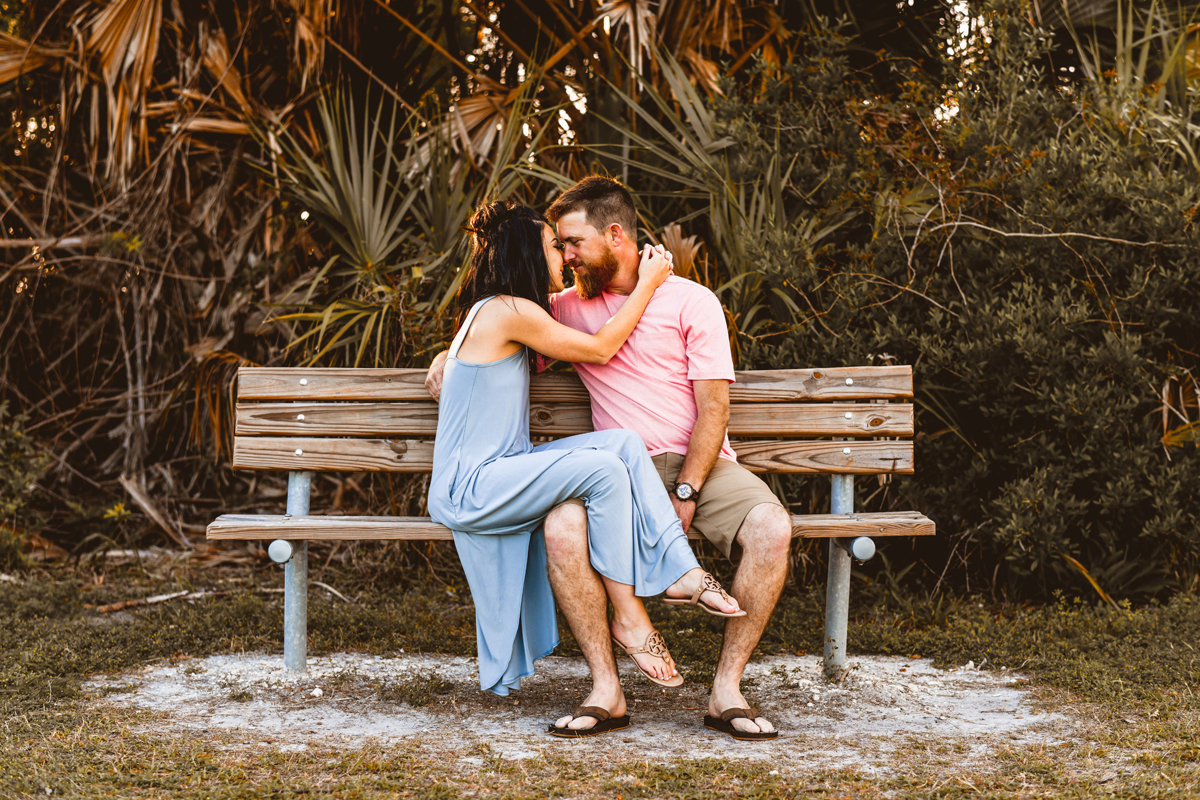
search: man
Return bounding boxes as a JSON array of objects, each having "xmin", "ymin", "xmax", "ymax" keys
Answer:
[{"xmin": 427, "ymin": 177, "xmax": 793, "ymax": 739}]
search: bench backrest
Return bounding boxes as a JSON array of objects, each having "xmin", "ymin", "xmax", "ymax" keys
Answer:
[{"xmin": 231, "ymin": 366, "xmax": 915, "ymax": 476}]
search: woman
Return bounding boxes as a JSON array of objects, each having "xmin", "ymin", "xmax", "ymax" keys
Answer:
[{"xmin": 428, "ymin": 200, "xmax": 742, "ymax": 717}]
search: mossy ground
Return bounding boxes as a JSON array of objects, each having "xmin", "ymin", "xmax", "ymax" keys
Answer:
[{"xmin": 2, "ymin": 555, "xmax": 1199, "ymax": 798}]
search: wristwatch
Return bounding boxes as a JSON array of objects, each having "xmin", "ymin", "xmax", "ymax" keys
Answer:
[{"xmin": 672, "ymin": 482, "xmax": 697, "ymax": 503}]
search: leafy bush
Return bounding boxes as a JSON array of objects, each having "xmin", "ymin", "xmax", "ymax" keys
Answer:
[
  {"xmin": 0, "ymin": 401, "xmax": 50, "ymax": 570},
  {"xmin": 701, "ymin": 6, "xmax": 1200, "ymax": 599}
]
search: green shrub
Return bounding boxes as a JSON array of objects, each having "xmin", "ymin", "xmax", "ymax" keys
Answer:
[
  {"xmin": 702, "ymin": 5, "xmax": 1200, "ymax": 599},
  {"xmin": 0, "ymin": 401, "xmax": 50, "ymax": 571}
]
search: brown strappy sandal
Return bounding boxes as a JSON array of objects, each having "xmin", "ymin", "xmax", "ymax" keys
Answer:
[
  {"xmin": 612, "ymin": 630, "xmax": 684, "ymax": 688},
  {"xmin": 663, "ymin": 572, "xmax": 747, "ymax": 618}
]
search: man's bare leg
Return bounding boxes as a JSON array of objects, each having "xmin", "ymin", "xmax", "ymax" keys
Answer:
[
  {"xmin": 709, "ymin": 503, "xmax": 793, "ymax": 734},
  {"xmin": 543, "ymin": 501, "xmax": 627, "ymax": 731}
]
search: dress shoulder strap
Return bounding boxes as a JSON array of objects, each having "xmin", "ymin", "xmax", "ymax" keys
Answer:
[{"xmin": 448, "ymin": 297, "xmax": 495, "ymax": 359}]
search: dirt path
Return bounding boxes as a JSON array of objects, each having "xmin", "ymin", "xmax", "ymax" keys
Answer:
[{"xmin": 89, "ymin": 651, "xmax": 1071, "ymax": 771}]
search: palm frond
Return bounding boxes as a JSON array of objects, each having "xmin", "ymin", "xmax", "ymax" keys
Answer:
[
  {"xmin": 0, "ymin": 33, "xmax": 62, "ymax": 85},
  {"xmin": 264, "ymin": 87, "xmax": 422, "ymax": 275},
  {"xmin": 85, "ymin": 0, "xmax": 163, "ymax": 184}
]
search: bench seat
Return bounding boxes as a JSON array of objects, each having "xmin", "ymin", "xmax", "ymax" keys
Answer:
[{"xmin": 208, "ymin": 511, "xmax": 936, "ymax": 540}]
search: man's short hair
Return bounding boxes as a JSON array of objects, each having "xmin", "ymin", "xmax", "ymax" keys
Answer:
[{"xmin": 546, "ymin": 176, "xmax": 638, "ymax": 237}]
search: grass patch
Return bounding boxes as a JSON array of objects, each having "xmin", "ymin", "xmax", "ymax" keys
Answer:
[
  {"xmin": 2, "ymin": 562, "xmax": 1200, "ymax": 798},
  {"xmin": 377, "ymin": 673, "xmax": 457, "ymax": 707}
]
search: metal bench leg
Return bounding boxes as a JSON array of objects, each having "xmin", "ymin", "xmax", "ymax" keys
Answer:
[
  {"xmin": 823, "ymin": 474, "xmax": 854, "ymax": 679},
  {"xmin": 282, "ymin": 471, "xmax": 312, "ymax": 673}
]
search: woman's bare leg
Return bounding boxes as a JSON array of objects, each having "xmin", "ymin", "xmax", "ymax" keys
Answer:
[{"xmin": 601, "ymin": 577, "xmax": 678, "ymax": 682}]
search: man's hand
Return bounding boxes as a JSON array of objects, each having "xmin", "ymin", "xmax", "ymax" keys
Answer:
[
  {"xmin": 425, "ymin": 351, "xmax": 449, "ymax": 401},
  {"xmin": 671, "ymin": 495, "xmax": 696, "ymax": 533}
]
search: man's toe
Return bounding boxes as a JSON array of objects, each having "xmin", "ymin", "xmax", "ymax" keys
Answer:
[
  {"xmin": 568, "ymin": 715, "xmax": 599, "ymax": 730},
  {"xmin": 730, "ymin": 717, "xmax": 762, "ymax": 734}
]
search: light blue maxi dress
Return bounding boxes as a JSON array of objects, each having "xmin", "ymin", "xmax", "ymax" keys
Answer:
[{"xmin": 428, "ymin": 296, "xmax": 702, "ymax": 695}]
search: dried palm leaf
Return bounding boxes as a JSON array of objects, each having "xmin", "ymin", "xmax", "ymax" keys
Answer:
[
  {"xmin": 598, "ymin": 0, "xmax": 657, "ymax": 72},
  {"xmin": 659, "ymin": 222, "xmax": 703, "ymax": 281},
  {"xmin": 284, "ymin": 0, "xmax": 329, "ymax": 92},
  {"xmin": 0, "ymin": 32, "xmax": 62, "ymax": 85},
  {"xmin": 202, "ymin": 28, "xmax": 252, "ymax": 115},
  {"xmin": 452, "ymin": 90, "xmax": 514, "ymax": 166},
  {"xmin": 679, "ymin": 48, "xmax": 721, "ymax": 92},
  {"xmin": 85, "ymin": 0, "xmax": 163, "ymax": 183},
  {"xmin": 178, "ymin": 117, "xmax": 251, "ymax": 135}
]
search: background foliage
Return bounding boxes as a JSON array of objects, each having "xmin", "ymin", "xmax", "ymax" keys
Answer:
[{"xmin": 0, "ymin": 0, "xmax": 1197, "ymax": 602}]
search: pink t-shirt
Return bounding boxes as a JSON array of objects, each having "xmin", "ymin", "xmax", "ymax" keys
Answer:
[{"xmin": 549, "ymin": 276, "xmax": 738, "ymax": 462}]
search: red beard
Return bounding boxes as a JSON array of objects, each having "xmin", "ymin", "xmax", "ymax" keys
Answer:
[{"xmin": 571, "ymin": 249, "xmax": 620, "ymax": 300}]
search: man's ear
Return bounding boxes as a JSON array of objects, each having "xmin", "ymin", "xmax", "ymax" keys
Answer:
[{"xmin": 607, "ymin": 223, "xmax": 625, "ymax": 247}]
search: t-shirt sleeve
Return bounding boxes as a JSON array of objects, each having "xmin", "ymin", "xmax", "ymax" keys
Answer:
[{"xmin": 682, "ymin": 289, "xmax": 736, "ymax": 382}]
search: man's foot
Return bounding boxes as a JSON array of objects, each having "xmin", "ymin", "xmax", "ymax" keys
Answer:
[
  {"xmin": 548, "ymin": 706, "xmax": 631, "ymax": 738},
  {"xmin": 704, "ymin": 707, "xmax": 778, "ymax": 740},
  {"xmin": 708, "ymin": 687, "xmax": 776, "ymax": 736},
  {"xmin": 664, "ymin": 570, "xmax": 745, "ymax": 617},
  {"xmin": 610, "ymin": 619, "xmax": 679, "ymax": 683},
  {"xmin": 551, "ymin": 686, "xmax": 627, "ymax": 733}
]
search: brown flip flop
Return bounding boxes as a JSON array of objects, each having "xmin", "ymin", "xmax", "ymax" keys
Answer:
[
  {"xmin": 703, "ymin": 707, "xmax": 779, "ymax": 741},
  {"xmin": 612, "ymin": 629, "xmax": 684, "ymax": 688},
  {"xmin": 664, "ymin": 572, "xmax": 747, "ymax": 617},
  {"xmin": 548, "ymin": 705, "xmax": 631, "ymax": 738}
]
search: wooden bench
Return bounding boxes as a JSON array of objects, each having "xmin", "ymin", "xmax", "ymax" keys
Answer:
[{"xmin": 207, "ymin": 366, "xmax": 934, "ymax": 677}]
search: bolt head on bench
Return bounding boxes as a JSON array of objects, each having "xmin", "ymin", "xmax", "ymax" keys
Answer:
[{"xmin": 268, "ymin": 539, "xmax": 294, "ymax": 563}]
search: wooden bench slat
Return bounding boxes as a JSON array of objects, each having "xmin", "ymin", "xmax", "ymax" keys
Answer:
[
  {"xmin": 734, "ymin": 440, "xmax": 914, "ymax": 474},
  {"xmin": 206, "ymin": 512, "xmax": 935, "ymax": 540},
  {"xmin": 231, "ymin": 436, "xmax": 913, "ymax": 474},
  {"xmin": 235, "ymin": 402, "xmax": 915, "ymax": 438},
  {"xmin": 236, "ymin": 366, "xmax": 913, "ymax": 403}
]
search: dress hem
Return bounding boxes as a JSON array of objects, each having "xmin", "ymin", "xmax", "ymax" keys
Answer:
[{"xmin": 481, "ymin": 638, "xmax": 561, "ymax": 696}]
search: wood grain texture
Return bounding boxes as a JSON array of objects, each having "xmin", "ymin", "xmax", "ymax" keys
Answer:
[
  {"xmin": 236, "ymin": 366, "xmax": 913, "ymax": 403},
  {"xmin": 236, "ymin": 402, "xmax": 914, "ymax": 438},
  {"xmin": 232, "ymin": 437, "xmax": 436, "ymax": 472},
  {"xmin": 207, "ymin": 512, "xmax": 934, "ymax": 540},
  {"xmin": 232, "ymin": 436, "xmax": 912, "ymax": 474},
  {"xmin": 731, "ymin": 367, "xmax": 912, "ymax": 401},
  {"xmin": 735, "ymin": 439, "xmax": 913, "ymax": 474}
]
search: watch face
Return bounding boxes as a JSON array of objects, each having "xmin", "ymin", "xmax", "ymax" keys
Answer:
[{"xmin": 674, "ymin": 483, "xmax": 695, "ymax": 501}]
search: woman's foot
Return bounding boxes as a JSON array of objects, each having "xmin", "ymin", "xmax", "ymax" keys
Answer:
[
  {"xmin": 551, "ymin": 685, "xmax": 627, "ymax": 733},
  {"xmin": 664, "ymin": 569, "xmax": 744, "ymax": 616},
  {"xmin": 610, "ymin": 618, "xmax": 679, "ymax": 683}
]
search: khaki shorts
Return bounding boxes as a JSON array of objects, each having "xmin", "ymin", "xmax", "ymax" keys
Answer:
[
  {"xmin": 557, "ymin": 453, "xmax": 784, "ymax": 560},
  {"xmin": 651, "ymin": 452, "xmax": 784, "ymax": 559}
]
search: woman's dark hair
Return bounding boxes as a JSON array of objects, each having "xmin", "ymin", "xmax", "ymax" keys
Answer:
[{"xmin": 455, "ymin": 200, "xmax": 551, "ymax": 340}]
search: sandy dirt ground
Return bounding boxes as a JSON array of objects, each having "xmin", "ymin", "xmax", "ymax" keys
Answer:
[{"xmin": 87, "ymin": 651, "xmax": 1075, "ymax": 771}]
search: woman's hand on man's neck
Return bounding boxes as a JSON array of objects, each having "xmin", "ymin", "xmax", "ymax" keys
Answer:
[{"xmin": 604, "ymin": 243, "xmax": 647, "ymax": 296}]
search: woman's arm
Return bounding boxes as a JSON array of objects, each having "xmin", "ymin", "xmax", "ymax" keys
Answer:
[{"xmin": 506, "ymin": 245, "xmax": 670, "ymax": 364}]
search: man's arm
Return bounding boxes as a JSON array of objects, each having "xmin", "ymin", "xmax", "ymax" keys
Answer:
[
  {"xmin": 425, "ymin": 351, "xmax": 448, "ymax": 401},
  {"xmin": 671, "ymin": 379, "xmax": 731, "ymax": 531}
]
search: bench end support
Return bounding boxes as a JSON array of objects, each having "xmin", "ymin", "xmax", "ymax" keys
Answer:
[
  {"xmin": 282, "ymin": 471, "xmax": 312, "ymax": 674},
  {"xmin": 823, "ymin": 474, "xmax": 854, "ymax": 680}
]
